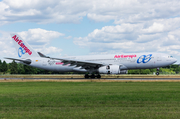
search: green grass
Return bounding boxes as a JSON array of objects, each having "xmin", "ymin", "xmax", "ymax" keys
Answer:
[{"xmin": 0, "ymin": 82, "xmax": 180, "ymax": 118}]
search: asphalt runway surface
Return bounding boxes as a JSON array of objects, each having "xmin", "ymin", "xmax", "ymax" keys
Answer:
[{"xmin": 1, "ymin": 77, "xmax": 180, "ymax": 81}]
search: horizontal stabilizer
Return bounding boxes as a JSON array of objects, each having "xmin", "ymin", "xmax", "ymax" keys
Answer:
[{"xmin": 4, "ymin": 57, "xmax": 31, "ymax": 64}]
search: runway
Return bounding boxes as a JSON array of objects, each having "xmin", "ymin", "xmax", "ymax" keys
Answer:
[
  {"xmin": 1, "ymin": 78, "xmax": 180, "ymax": 82},
  {"xmin": 0, "ymin": 75, "xmax": 180, "ymax": 82}
]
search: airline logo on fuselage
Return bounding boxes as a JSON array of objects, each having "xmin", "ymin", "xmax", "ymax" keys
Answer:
[
  {"xmin": 56, "ymin": 62, "xmax": 64, "ymax": 65},
  {"xmin": 137, "ymin": 54, "xmax": 152, "ymax": 64},
  {"xmin": 114, "ymin": 55, "xmax": 136, "ymax": 58},
  {"xmin": 12, "ymin": 35, "xmax": 32, "ymax": 57}
]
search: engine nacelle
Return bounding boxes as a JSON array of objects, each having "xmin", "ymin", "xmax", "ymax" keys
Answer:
[{"xmin": 98, "ymin": 65, "xmax": 120, "ymax": 74}]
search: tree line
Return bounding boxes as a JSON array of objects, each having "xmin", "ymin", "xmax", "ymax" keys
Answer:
[
  {"xmin": 0, "ymin": 60, "xmax": 179, "ymax": 74},
  {"xmin": 128, "ymin": 64, "xmax": 180, "ymax": 74}
]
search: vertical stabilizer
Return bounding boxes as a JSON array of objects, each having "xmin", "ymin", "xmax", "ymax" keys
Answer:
[{"xmin": 11, "ymin": 33, "xmax": 39, "ymax": 58}]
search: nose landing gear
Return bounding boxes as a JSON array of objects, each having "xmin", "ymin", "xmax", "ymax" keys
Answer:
[{"xmin": 156, "ymin": 68, "xmax": 159, "ymax": 76}]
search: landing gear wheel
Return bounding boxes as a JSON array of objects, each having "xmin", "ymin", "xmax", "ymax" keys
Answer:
[
  {"xmin": 156, "ymin": 72, "xmax": 159, "ymax": 75},
  {"xmin": 90, "ymin": 74, "xmax": 95, "ymax": 79},
  {"xmin": 84, "ymin": 74, "xmax": 89, "ymax": 79},
  {"xmin": 97, "ymin": 74, "xmax": 101, "ymax": 79}
]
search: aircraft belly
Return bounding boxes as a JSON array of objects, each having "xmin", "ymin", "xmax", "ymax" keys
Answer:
[
  {"xmin": 31, "ymin": 63, "xmax": 73, "ymax": 72},
  {"xmin": 48, "ymin": 65, "xmax": 74, "ymax": 72},
  {"xmin": 136, "ymin": 61, "xmax": 154, "ymax": 69}
]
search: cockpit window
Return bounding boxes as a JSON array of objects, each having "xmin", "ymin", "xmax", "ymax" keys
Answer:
[{"xmin": 168, "ymin": 56, "xmax": 173, "ymax": 58}]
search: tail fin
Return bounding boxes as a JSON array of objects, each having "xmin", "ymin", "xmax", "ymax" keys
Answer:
[{"xmin": 11, "ymin": 33, "xmax": 39, "ymax": 58}]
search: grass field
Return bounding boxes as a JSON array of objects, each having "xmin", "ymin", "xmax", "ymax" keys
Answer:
[{"xmin": 0, "ymin": 82, "xmax": 180, "ymax": 118}]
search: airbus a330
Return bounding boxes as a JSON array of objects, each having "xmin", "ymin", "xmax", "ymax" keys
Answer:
[{"xmin": 5, "ymin": 34, "xmax": 177, "ymax": 78}]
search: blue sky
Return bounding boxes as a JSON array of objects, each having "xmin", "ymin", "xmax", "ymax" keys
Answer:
[{"xmin": 0, "ymin": 0, "xmax": 180, "ymax": 63}]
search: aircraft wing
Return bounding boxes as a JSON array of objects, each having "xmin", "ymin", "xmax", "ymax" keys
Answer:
[
  {"xmin": 37, "ymin": 51, "xmax": 106, "ymax": 69},
  {"xmin": 4, "ymin": 57, "xmax": 31, "ymax": 64},
  {"xmin": 50, "ymin": 57, "xmax": 106, "ymax": 69}
]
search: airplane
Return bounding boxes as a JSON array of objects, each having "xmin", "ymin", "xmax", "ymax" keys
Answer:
[{"xmin": 5, "ymin": 33, "xmax": 177, "ymax": 78}]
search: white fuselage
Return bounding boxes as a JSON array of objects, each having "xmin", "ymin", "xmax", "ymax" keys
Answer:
[
  {"xmin": 23, "ymin": 53, "xmax": 177, "ymax": 73},
  {"xmin": 9, "ymin": 34, "xmax": 177, "ymax": 75}
]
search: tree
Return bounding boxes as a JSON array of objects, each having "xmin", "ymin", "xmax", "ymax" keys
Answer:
[
  {"xmin": 141, "ymin": 69, "xmax": 151, "ymax": 74},
  {"xmin": 128, "ymin": 69, "xmax": 141, "ymax": 74},
  {"xmin": 9, "ymin": 60, "xmax": 18, "ymax": 74},
  {"xmin": 0, "ymin": 60, "xmax": 2, "ymax": 72},
  {"xmin": 24, "ymin": 65, "xmax": 38, "ymax": 74},
  {"xmin": 1, "ymin": 61, "xmax": 8, "ymax": 74},
  {"xmin": 17, "ymin": 64, "xmax": 25, "ymax": 74}
]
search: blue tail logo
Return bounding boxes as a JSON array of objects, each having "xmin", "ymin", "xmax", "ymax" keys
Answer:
[{"xmin": 18, "ymin": 46, "xmax": 26, "ymax": 57}]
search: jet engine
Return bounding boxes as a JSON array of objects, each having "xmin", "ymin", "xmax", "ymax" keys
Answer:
[{"xmin": 98, "ymin": 65, "xmax": 120, "ymax": 74}]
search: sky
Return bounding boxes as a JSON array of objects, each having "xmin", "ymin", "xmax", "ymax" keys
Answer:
[{"xmin": 0, "ymin": 0, "xmax": 180, "ymax": 63}]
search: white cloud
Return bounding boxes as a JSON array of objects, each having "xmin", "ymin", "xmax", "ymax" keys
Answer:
[
  {"xmin": 36, "ymin": 46, "xmax": 62, "ymax": 56},
  {"xmin": 0, "ymin": 29, "xmax": 64, "ymax": 60},
  {"xmin": 18, "ymin": 28, "xmax": 64, "ymax": 46},
  {"xmin": 0, "ymin": 0, "xmax": 180, "ymax": 59},
  {"xmin": 74, "ymin": 24, "xmax": 141, "ymax": 44},
  {"xmin": 0, "ymin": 0, "xmax": 89, "ymax": 24},
  {"xmin": 0, "ymin": 0, "xmax": 180, "ymax": 24},
  {"xmin": 143, "ymin": 22, "xmax": 164, "ymax": 33},
  {"xmin": 0, "ymin": 31, "xmax": 17, "ymax": 59},
  {"xmin": 114, "ymin": 0, "xmax": 180, "ymax": 24},
  {"xmin": 64, "ymin": 36, "xmax": 72, "ymax": 39},
  {"xmin": 18, "ymin": 28, "xmax": 64, "ymax": 56},
  {"xmin": 74, "ymin": 17, "xmax": 180, "ymax": 56}
]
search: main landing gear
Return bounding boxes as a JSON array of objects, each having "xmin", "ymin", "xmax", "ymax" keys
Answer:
[
  {"xmin": 156, "ymin": 68, "xmax": 159, "ymax": 75},
  {"xmin": 84, "ymin": 74, "xmax": 101, "ymax": 79}
]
